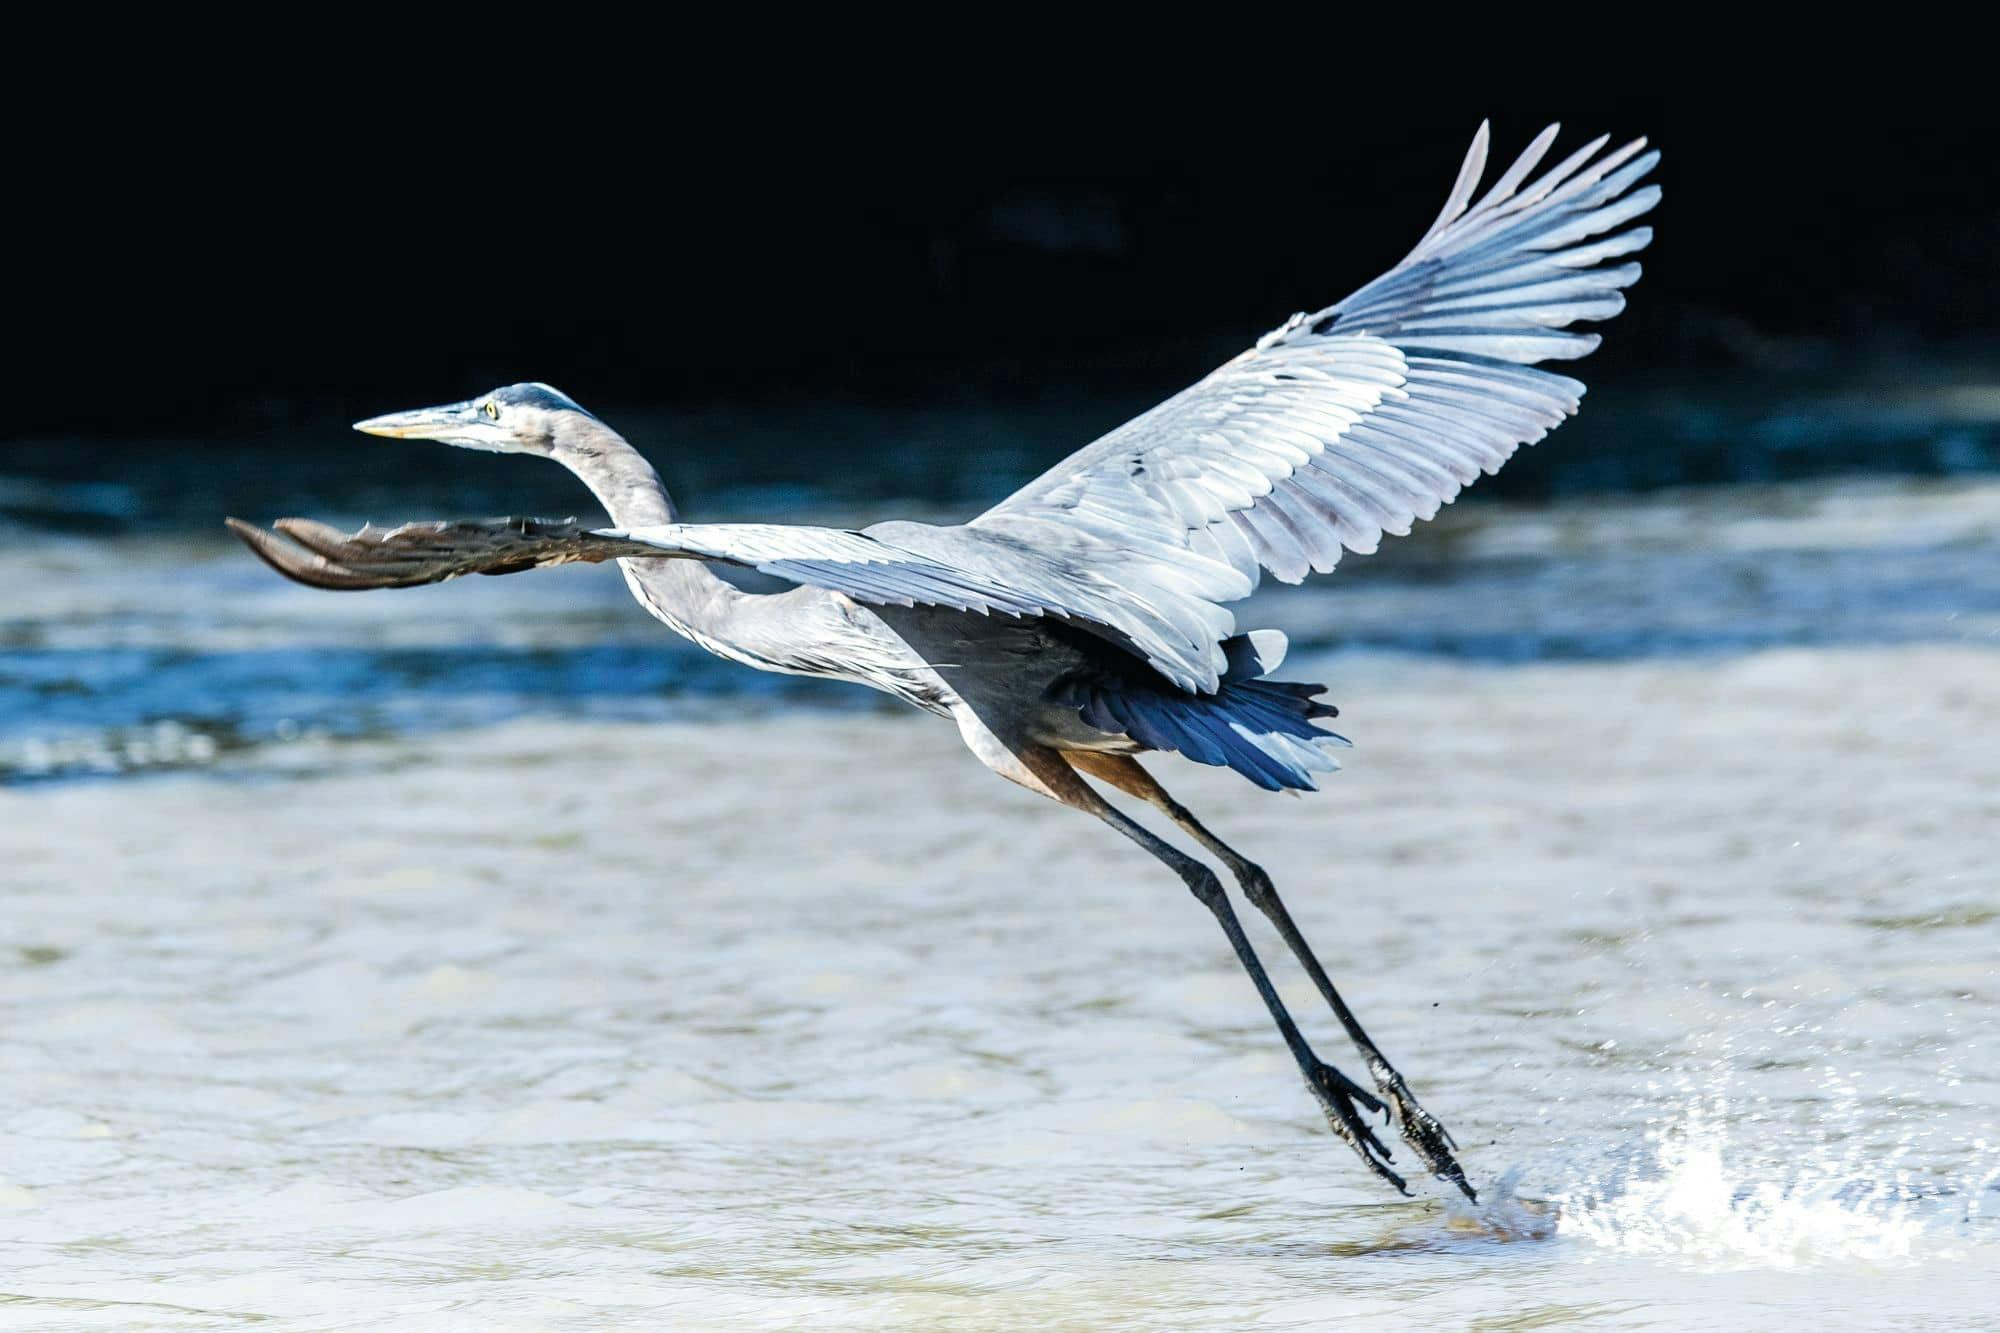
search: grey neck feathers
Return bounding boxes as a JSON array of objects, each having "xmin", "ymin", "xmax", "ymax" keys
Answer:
[
  {"xmin": 549, "ymin": 412, "xmax": 678, "ymax": 526},
  {"xmin": 548, "ymin": 412, "xmax": 746, "ymax": 645}
]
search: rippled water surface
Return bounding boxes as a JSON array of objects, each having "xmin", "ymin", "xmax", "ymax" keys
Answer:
[{"xmin": 3, "ymin": 399, "xmax": 1998, "ymax": 1327}]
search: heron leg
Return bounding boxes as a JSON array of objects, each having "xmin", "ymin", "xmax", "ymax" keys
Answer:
[
  {"xmin": 1069, "ymin": 752, "xmax": 1472, "ymax": 1200},
  {"xmin": 1016, "ymin": 747, "xmax": 1407, "ymax": 1194}
]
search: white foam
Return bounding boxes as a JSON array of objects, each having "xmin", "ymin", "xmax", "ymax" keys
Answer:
[{"xmin": 1555, "ymin": 1099, "xmax": 1983, "ymax": 1271}]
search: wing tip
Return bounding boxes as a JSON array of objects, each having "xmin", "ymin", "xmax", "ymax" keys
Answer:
[{"xmin": 226, "ymin": 516, "xmax": 369, "ymax": 590}]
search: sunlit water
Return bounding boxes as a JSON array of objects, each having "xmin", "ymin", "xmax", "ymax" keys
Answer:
[{"xmin": 2, "ymin": 437, "xmax": 1998, "ymax": 1325}]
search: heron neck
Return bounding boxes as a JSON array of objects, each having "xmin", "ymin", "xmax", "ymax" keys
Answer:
[
  {"xmin": 551, "ymin": 415, "xmax": 747, "ymax": 644},
  {"xmin": 552, "ymin": 414, "xmax": 681, "ymax": 527}
]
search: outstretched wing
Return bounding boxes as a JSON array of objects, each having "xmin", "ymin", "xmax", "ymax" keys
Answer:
[
  {"xmin": 230, "ymin": 513, "xmax": 1236, "ymax": 689},
  {"xmin": 229, "ymin": 515, "xmax": 1076, "ymax": 612},
  {"xmin": 226, "ymin": 516, "xmax": 669, "ymax": 590},
  {"xmin": 976, "ymin": 121, "xmax": 1659, "ymax": 599},
  {"xmin": 227, "ymin": 516, "xmax": 1028, "ymax": 604}
]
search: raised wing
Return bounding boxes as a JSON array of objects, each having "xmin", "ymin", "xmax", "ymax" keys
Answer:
[{"xmin": 976, "ymin": 121, "xmax": 1659, "ymax": 594}]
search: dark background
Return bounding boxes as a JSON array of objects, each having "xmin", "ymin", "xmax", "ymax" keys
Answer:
[
  {"xmin": 6, "ymin": 75, "xmax": 1998, "ymax": 782},
  {"xmin": 19, "ymin": 95, "xmax": 1997, "ymax": 441}
]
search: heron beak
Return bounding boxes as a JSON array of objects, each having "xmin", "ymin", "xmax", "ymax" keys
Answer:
[{"xmin": 352, "ymin": 406, "xmax": 468, "ymax": 441}]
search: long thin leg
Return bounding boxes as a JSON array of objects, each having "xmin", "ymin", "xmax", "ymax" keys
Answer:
[
  {"xmin": 1071, "ymin": 752, "xmax": 1473, "ymax": 1200},
  {"xmin": 1015, "ymin": 747, "xmax": 1409, "ymax": 1193}
]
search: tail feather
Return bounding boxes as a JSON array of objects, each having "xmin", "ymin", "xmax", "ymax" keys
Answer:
[{"xmin": 1059, "ymin": 631, "xmax": 1350, "ymax": 792}]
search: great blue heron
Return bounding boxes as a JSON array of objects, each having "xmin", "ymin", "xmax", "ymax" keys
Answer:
[{"xmin": 231, "ymin": 122, "xmax": 1657, "ymax": 1199}]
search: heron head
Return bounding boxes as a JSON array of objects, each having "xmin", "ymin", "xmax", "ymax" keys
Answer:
[{"xmin": 352, "ymin": 382, "xmax": 597, "ymax": 456}]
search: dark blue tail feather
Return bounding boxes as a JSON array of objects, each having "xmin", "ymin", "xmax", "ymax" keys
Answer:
[{"xmin": 1054, "ymin": 632, "xmax": 1350, "ymax": 791}]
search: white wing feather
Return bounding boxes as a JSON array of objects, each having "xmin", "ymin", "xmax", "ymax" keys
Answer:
[
  {"xmin": 618, "ymin": 124, "xmax": 1660, "ymax": 692},
  {"xmin": 964, "ymin": 121, "xmax": 1659, "ymax": 685}
]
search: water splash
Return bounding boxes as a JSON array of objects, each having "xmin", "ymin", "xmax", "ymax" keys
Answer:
[
  {"xmin": 1553, "ymin": 1097, "xmax": 1982, "ymax": 1271},
  {"xmin": 1439, "ymin": 1167, "xmax": 1560, "ymax": 1243}
]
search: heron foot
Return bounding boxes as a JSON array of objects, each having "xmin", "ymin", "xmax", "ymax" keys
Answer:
[
  {"xmin": 1307, "ymin": 1061, "xmax": 1407, "ymax": 1194},
  {"xmin": 1368, "ymin": 1057, "xmax": 1474, "ymax": 1201}
]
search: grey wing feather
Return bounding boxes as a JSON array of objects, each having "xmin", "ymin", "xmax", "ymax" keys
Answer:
[
  {"xmin": 605, "ymin": 520, "xmax": 1239, "ymax": 689},
  {"xmin": 626, "ymin": 124, "xmax": 1658, "ymax": 693},
  {"xmin": 971, "ymin": 121, "xmax": 1659, "ymax": 683},
  {"xmin": 604, "ymin": 521, "xmax": 1055, "ymax": 617},
  {"xmin": 233, "ymin": 513, "xmax": 1060, "ymax": 619}
]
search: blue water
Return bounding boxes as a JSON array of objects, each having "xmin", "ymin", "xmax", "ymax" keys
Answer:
[{"xmin": 4, "ymin": 372, "xmax": 1998, "ymax": 784}]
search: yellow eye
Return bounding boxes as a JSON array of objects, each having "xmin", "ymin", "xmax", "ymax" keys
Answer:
[{"xmin": 481, "ymin": 401, "xmax": 500, "ymax": 420}]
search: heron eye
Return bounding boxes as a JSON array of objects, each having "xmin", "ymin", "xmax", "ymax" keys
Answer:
[{"xmin": 482, "ymin": 401, "xmax": 499, "ymax": 420}]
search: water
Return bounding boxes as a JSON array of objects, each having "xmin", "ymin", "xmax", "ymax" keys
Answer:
[
  {"xmin": 3, "ymin": 384, "xmax": 1998, "ymax": 1328},
  {"xmin": 5, "ymin": 475, "xmax": 1997, "ymax": 787}
]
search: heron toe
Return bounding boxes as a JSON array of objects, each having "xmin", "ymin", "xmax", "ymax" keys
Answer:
[
  {"xmin": 1307, "ymin": 1061, "xmax": 1407, "ymax": 1195},
  {"xmin": 1368, "ymin": 1059, "xmax": 1475, "ymax": 1201}
]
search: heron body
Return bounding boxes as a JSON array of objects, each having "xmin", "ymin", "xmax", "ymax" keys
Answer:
[{"xmin": 232, "ymin": 122, "xmax": 1659, "ymax": 1198}]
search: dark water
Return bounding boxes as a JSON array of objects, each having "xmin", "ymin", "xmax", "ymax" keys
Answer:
[{"xmin": 11, "ymin": 359, "xmax": 2000, "ymax": 533}]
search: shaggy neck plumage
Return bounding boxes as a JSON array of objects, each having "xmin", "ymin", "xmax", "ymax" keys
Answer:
[{"xmin": 548, "ymin": 412, "xmax": 746, "ymax": 643}]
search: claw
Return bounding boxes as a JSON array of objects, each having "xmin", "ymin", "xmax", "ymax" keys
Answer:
[
  {"xmin": 1308, "ymin": 1062, "xmax": 1407, "ymax": 1194},
  {"xmin": 1368, "ymin": 1057, "xmax": 1476, "ymax": 1202}
]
